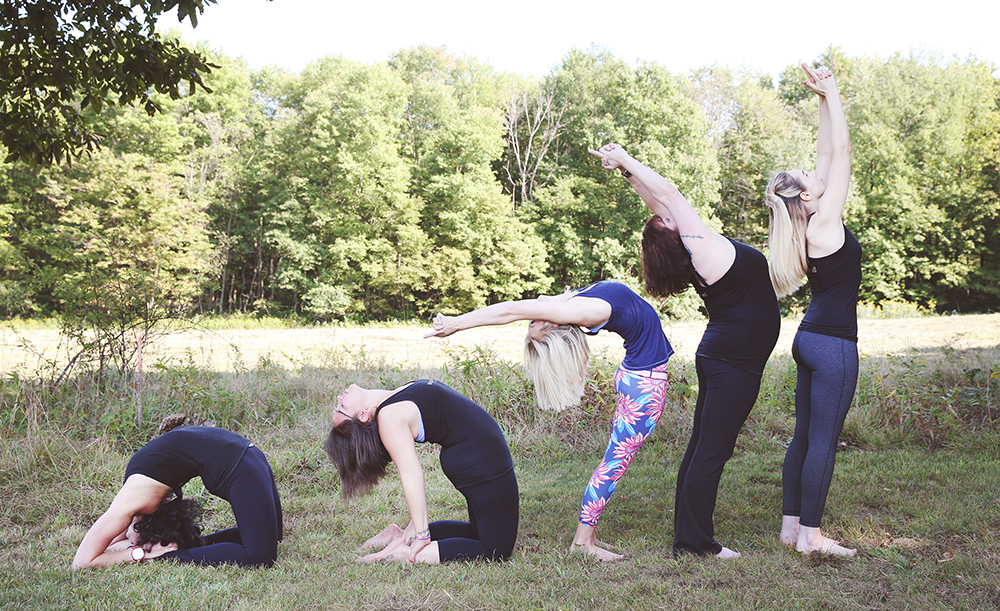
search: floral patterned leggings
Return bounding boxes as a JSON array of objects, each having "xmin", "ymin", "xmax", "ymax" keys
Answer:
[{"xmin": 579, "ymin": 362, "xmax": 670, "ymax": 527}]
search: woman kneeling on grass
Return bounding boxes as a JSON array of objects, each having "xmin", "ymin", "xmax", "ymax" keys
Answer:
[
  {"xmin": 72, "ymin": 426, "xmax": 283, "ymax": 569},
  {"xmin": 326, "ymin": 379, "xmax": 519, "ymax": 564}
]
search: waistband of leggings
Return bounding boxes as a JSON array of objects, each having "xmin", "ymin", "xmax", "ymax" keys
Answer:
[{"xmin": 622, "ymin": 367, "xmax": 669, "ymax": 381}]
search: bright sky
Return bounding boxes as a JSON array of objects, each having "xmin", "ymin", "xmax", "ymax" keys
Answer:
[{"xmin": 159, "ymin": 0, "xmax": 1000, "ymax": 79}]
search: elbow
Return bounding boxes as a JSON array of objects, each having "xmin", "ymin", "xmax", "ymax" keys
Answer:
[
  {"xmin": 834, "ymin": 141, "xmax": 852, "ymax": 156},
  {"xmin": 495, "ymin": 302, "xmax": 523, "ymax": 323},
  {"xmin": 648, "ymin": 184, "xmax": 680, "ymax": 203}
]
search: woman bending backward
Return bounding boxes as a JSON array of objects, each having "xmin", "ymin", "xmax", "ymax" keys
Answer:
[
  {"xmin": 426, "ymin": 280, "xmax": 673, "ymax": 561},
  {"xmin": 589, "ymin": 143, "xmax": 779, "ymax": 558},
  {"xmin": 326, "ymin": 380, "xmax": 518, "ymax": 564},
  {"xmin": 764, "ymin": 63, "xmax": 860, "ymax": 557}
]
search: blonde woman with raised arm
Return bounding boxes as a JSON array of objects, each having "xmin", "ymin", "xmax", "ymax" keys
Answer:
[
  {"xmin": 764, "ymin": 63, "xmax": 860, "ymax": 556},
  {"xmin": 426, "ymin": 280, "xmax": 675, "ymax": 561},
  {"xmin": 590, "ymin": 143, "xmax": 780, "ymax": 559}
]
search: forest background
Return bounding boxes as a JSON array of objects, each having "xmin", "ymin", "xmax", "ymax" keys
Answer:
[
  {"xmin": 2, "ymin": 40, "xmax": 998, "ymax": 339},
  {"xmin": 3, "ymin": 8, "xmax": 1000, "ymax": 609}
]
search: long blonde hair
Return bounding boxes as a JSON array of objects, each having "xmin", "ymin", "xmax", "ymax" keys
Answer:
[
  {"xmin": 764, "ymin": 171, "xmax": 811, "ymax": 297},
  {"xmin": 523, "ymin": 324, "xmax": 590, "ymax": 411}
]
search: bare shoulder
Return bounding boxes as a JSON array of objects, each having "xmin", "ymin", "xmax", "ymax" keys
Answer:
[
  {"xmin": 376, "ymin": 398, "xmax": 420, "ymax": 425},
  {"xmin": 689, "ymin": 232, "xmax": 737, "ymax": 286},
  {"xmin": 806, "ymin": 215, "xmax": 846, "ymax": 258},
  {"xmin": 116, "ymin": 474, "xmax": 172, "ymax": 512}
]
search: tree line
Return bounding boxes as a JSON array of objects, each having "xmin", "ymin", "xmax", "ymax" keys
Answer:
[{"xmin": 2, "ymin": 44, "xmax": 998, "ymax": 324}]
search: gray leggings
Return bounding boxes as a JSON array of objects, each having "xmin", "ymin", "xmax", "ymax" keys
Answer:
[{"xmin": 782, "ymin": 330, "xmax": 858, "ymax": 528}]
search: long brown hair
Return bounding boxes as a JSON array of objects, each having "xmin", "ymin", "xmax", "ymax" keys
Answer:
[
  {"xmin": 325, "ymin": 417, "xmax": 392, "ymax": 498},
  {"xmin": 641, "ymin": 215, "xmax": 696, "ymax": 297}
]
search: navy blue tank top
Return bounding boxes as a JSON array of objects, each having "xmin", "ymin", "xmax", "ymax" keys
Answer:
[
  {"xmin": 799, "ymin": 225, "xmax": 862, "ymax": 342},
  {"xmin": 376, "ymin": 380, "xmax": 514, "ymax": 488},
  {"xmin": 124, "ymin": 426, "xmax": 252, "ymax": 500},
  {"xmin": 575, "ymin": 281, "xmax": 674, "ymax": 371},
  {"xmin": 695, "ymin": 240, "xmax": 780, "ymax": 375}
]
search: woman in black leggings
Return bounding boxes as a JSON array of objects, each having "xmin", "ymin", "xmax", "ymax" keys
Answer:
[
  {"xmin": 72, "ymin": 426, "xmax": 283, "ymax": 569},
  {"xmin": 590, "ymin": 143, "xmax": 780, "ymax": 558},
  {"xmin": 326, "ymin": 379, "xmax": 518, "ymax": 563}
]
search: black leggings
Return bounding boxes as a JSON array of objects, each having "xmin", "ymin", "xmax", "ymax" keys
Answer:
[
  {"xmin": 164, "ymin": 445, "xmax": 284, "ymax": 567},
  {"xmin": 673, "ymin": 356, "xmax": 763, "ymax": 556},
  {"xmin": 433, "ymin": 470, "xmax": 519, "ymax": 562},
  {"xmin": 782, "ymin": 330, "xmax": 858, "ymax": 527}
]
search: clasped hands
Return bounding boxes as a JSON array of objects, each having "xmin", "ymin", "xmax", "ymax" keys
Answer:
[
  {"xmin": 587, "ymin": 142, "xmax": 629, "ymax": 171},
  {"xmin": 424, "ymin": 312, "xmax": 454, "ymax": 338},
  {"xmin": 802, "ymin": 62, "xmax": 837, "ymax": 97}
]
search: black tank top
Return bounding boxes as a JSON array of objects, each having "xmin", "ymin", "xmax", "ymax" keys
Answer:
[
  {"xmin": 799, "ymin": 225, "xmax": 862, "ymax": 342},
  {"xmin": 124, "ymin": 426, "xmax": 252, "ymax": 499},
  {"xmin": 695, "ymin": 240, "xmax": 781, "ymax": 374},
  {"xmin": 376, "ymin": 380, "xmax": 514, "ymax": 488}
]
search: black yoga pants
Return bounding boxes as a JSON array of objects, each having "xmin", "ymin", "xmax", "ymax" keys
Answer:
[
  {"xmin": 432, "ymin": 470, "xmax": 519, "ymax": 562},
  {"xmin": 163, "ymin": 445, "xmax": 284, "ymax": 567},
  {"xmin": 673, "ymin": 356, "xmax": 762, "ymax": 556}
]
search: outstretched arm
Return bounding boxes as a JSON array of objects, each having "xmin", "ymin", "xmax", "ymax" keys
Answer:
[
  {"xmin": 589, "ymin": 144, "xmax": 735, "ymax": 285},
  {"xmin": 425, "ymin": 295, "xmax": 611, "ymax": 338},
  {"xmin": 802, "ymin": 64, "xmax": 852, "ymax": 253}
]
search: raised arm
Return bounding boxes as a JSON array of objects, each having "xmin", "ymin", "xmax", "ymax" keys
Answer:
[
  {"xmin": 425, "ymin": 295, "xmax": 611, "ymax": 338},
  {"xmin": 589, "ymin": 144, "xmax": 735, "ymax": 285},
  {"xmin": 802, "ymin": 64, "xmax": 852, "ymax": 254},
  {"xmin": 808, "ymin": 66, "xmax": 834, "ymax": 181},
  {"xmin": 377, "ymin": 402, "xmax": 431, "ymax": 562}
]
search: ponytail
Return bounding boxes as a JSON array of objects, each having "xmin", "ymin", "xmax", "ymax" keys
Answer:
[{"xmin": 764, "ymin": 172, "xmax": 810, "ymax": 297}]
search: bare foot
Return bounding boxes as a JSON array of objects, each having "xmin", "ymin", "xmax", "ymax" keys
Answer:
[
  {"xmin": 779, "ymin": 515, "xmax": 800, "ymax": 547},
  {"xmin": 797, "ymin": 526, "xmax": 856, "ymax": 556},
  {"xmin": 357, "ymin": 537, "xmax": 408, "ymax": 563},
  {"xmin": 569, "ymin": 522, "xmax": 624, "ymax": 561},
  {"xmin": 798, "ymin": 537, "xmax": 856, "ymax": 556},
  {"xmin": 360, "ymin": 524, "xmax": 404, "ymax": 550},
  {"xmin": 569, "ymin": 541, "xmax": 624, "ymax": 562},
  {"xmin": 715, "ymin": 546, "xmax": 741, "ymax": 559}
]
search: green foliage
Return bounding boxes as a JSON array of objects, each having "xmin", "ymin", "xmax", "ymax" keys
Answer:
[
  {"xmin": 524, "ymin": 48, "xmax": 720, "ymax": 290},
  {"xmin": 851, "ymin": 348, "xmax": 1000, "ymax": 448},
  {"xmin": 0, "ymin": 0, "xmax": 219, "ymax": 164},
  {"xmin": 845, "ymin": 52, "xmax": 1000, "ymax": 310},
  {"xmin": 711, "ymin": 69, "xmax": 814, "ymax": 248},
  {"xmin": 0, "ymin": 130, "xmax": 213, "ymax": 375},
  {"xmin": 3, "ymin": 44, "xmax": 1000, "ymax": 323}
]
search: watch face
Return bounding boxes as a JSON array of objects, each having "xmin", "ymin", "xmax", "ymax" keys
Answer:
[{"xmin": 131, "ymin": 546, "xmax": 145, "ymax": 562}]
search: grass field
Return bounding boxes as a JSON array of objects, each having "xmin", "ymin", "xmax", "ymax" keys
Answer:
[
  {"xmin": 1, "ymin": 314, "xmax": 999, "ymax": 610},
  {"xmin": 4, "ymin": 312, "xmax": 999, "ymax": 372}
]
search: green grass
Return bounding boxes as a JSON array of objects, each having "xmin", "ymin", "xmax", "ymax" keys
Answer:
[{"xmin": 2, "ymin": 343, "xmax": 999, "ymax": 610}]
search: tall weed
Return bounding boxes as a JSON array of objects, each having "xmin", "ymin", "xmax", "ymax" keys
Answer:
[{"xmin": 852, "ymin": 347, "xmax": 1000, "ymax": 448}]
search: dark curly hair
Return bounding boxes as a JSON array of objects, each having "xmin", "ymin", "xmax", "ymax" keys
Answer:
[
  {"xmin": 325, "ymin": 417, "xmax": 392, "ymax": 498},
  {"xmin": 641, "ymin": 214, "xmax": 696, "ymax": 298},
  {"xmin": 135, "ymin": 498, "xmax": 203, "ymax": 549}
]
